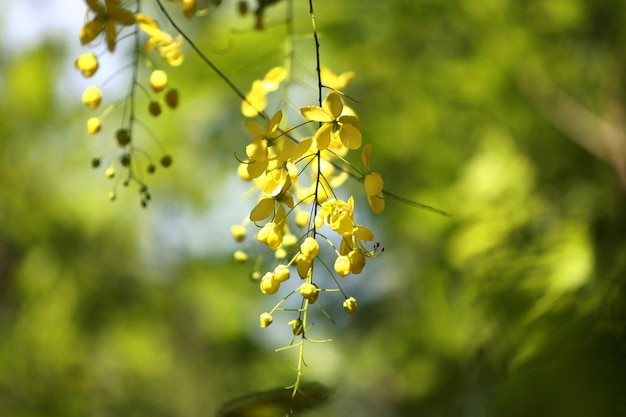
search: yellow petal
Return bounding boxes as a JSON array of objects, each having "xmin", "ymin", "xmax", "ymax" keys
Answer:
[
  {"xmin": 250, "ymin": 198, "xmax": 275, "ymax": 221},
  {"xmin": 361, "ymin": 143, "xmax": 372, "ymax": 169},
  {"xmin": 262, "ymin": 66, "xmax": 287, "ymax": 91},
  {"xmin": 136, "ymin": 13, "xmax": 162, "ymax": 38},
  {"xmin": 367, "ymin": 194, "xmax": 385, "ymax": 214},
  {"xmin": 323, "ymin": 92, "xmax": 343, "ymax": 119},
  {"xmin": 364, "ymin": 172, "xmax": 384, "ymax": 196},
  {"xmin": 79, "ymin": 18, "xmax": 103, "ymax": 45},
  {"xmin": 111, "ymin": 9, "xmax": 136, "ymax": 25},
  {"xmin": 313, "ymin": 123, "xmax": 333, "ymax": 151},
  {"xmin": 301, "ymin": 106, "xmax": 332, "ymax": 123},
  {"xmin": 339, "ymin": 122, "xmax": 362, "ymax": 149}
]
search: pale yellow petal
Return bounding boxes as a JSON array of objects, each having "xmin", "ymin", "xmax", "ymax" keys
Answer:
[
  {"xmin": 301, "ymin": 106, "xmax": 332, "ymax": 123},
  {"xmin": 250, "ymin": 198, "xmax": 275, "ymax": 221},
  {"xmin": 323, "ymin": 92, "xmax": 343, "ymax": 119}
]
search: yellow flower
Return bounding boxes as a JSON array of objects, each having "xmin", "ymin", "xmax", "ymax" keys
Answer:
[
  {"xmin": 259, "ymin": 312, "xmax": 273, "ymax": 328},
  {"xmin": 361, "ymin": 144, "xmax": 385, "ymax": 213},
  {"xmin": 334, "ymin": 255, "xmax": 351, "ymax": 277},
  {"xmin": 301, "ymin": 92, "xmax": 362, "ymax": 150},
  {"xmin": 136, "ymin": 13, "xmax": 184, "ymax": 66},
  {"xmin": 150, "ymin": 70, "xmax": 168, "ymax": 92},
  {"xmin": 343, "ymin": 297, "xmax": 358, "ymax": 315},
  {"xmin": 242, "ymin": 66, "xmax": 287, "ymax": 117},
  {"xmin": 79, "ymin": 0, "xmax": 136, "ymax": 52},
  {"xmin": 318, "ymin": 197, "xmax": 356, "ymax": 237},
  {"xmin": 321, "ymin": 66, "xmax": 355, "ymax": 91},
  {"xmin": 75, "ymin": 52, "xmax": 99, "ymax": 77},
  {"xmin": 82, "ymin": 86, "xmax": 102, "ymax": 109},
  {"xmin": 86, "ymin": 117, "xmax": 101, "ymax": 134}
]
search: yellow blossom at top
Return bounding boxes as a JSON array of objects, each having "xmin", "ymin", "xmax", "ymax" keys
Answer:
[
  {"xmin": 242, "ymin": 66, "xmax": 287, "ymax": 117},
  {"xmin": 79, "ymin": 0, "xmax": 136, "ymax": 52},
  {"xmin": 317, "ymin": 197, "xmax": 356, "ymax": 237},
  {"xmin": 301, "ymin": 92, "xmax": 362, "ymax": 150},
  {"xmin": 136, "ymin": 13, "xmax": 184, "ymax": 66}
]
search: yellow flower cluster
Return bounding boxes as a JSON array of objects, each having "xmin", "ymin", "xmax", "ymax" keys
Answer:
[
  {"xmin": 76, "ymin": 1, "xmax": 189, "ymax": 206},
  {"xmin": 232, "ymin": 67, "xmax": 385, "ymax": 338}
]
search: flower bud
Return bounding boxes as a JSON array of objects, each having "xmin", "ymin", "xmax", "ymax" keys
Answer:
[
  {"xmin": 150, "ymin": 70, "xmax": 168, "ymax": 92},
  {"xmin": 334, "ymin": 255, "xmax": 351, "ymax": 277},
  {"xmin": 300, "ymin": 237, "xmax": 319, "ymax": 261},
  {"xmin": 260, "ymin": 272, "xmax": 279, "ymax": 294},
  {"xmin": 343, "ymin": 296, "xmax": 358, "ymax": 315},
  {"xmin": 230, "ymin": 224, "xmax": 247, "ymax": 242},
  {"xmin": 273, "ymin": 264, "xmax": 290, "ymax": 283},
  {"xmin": 87, "ymin": 117, "xmax": 101, "ymax": 134},
  {"xmin": 288, "ymin": 319, "xmax": 304, "ymax": 336},
  {"xmin": 82, "ymin": 86, "xmax": 102, "ymax": 109},
  {"xmin": 233, "ymin": 250, "xmax": 248, "ymax": 263},
  {"xmin": 299, "ymin": 283, "xmax": 319, "ymax": 304},
  {"xmin": 149, "ymin": 101, "xmax": 162, "ymax": 117},
  {"xmin": 116, "ymin": 128, "xmax": 131, "ymax": 147},
  {"xmin": 165, "ymin": 89, "xmax": 179, "ymax": 108},
  {"xmin": 259, "ymin": 312, "xmax": 273, "ymax": 328},
  {"xmin": 75, "ymin": 52, "xmax": 99, "ymax": 77}
]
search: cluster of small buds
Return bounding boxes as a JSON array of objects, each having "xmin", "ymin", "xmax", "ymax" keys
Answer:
[
  {"xmin": 76, "ymin": 1, "xmax": 190, "ymax": 206},
  {"xmin": 230, "ymin": 65, "xmax": 385, "ymax": 368}
]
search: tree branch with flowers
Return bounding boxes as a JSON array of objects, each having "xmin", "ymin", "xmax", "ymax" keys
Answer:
[{"xmin": 74, "ymin": 0, "xmax": 447, "ymax": 398}]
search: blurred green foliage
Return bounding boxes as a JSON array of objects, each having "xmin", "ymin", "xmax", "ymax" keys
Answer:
[{"xmin": 0, "ymin": 1, "xmax": 624, "ymax": 416}]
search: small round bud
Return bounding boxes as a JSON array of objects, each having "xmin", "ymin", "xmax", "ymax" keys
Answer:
[
  {"xmin": 150, "ymin": 70, "xmax": 168, "ymax": 92},
  {"xmin": 116, "ymin": 128, "xmax": 131, "ymax": 147},
  {"xmin": 260, "ymin": 272, "xmax": 279, "ymax": 294},
  {"xmin": 299, "ymin": 283, "xmax": 319, "ymax": 304},
  {"xmin": 165, "ymin": 89, "xmax": 179, "ymax": 108},
  {"xmin": 230, "ymin": 224, "xmax": 247, "ymax": 242},
  {"xmin": 120, "ymin": 153, "xmax": 131, "ymax": 167},
  {"xmin": 148, "ymin": 101, "xmax": 162, "ymax": 117},
  {"xmin": 108, "ymin": 191, "xmax": 117, "ymax": 201},
  {"xmin": 300, "ymin": 237, "xmax": 319, "ymax": 261},
  {"xmin": 273, "ymin": 264, "xmax": 290, "ymax": 283},
  {"xmin": 343, "ymin": 296, "xmax": 358, "ymax": 315},
  {"xmin": 334, "ymin": 255, "xmax": 351, "ymax": 277},
  {"xmin": 105, "ymin": 167, "xmax": 116, "ymax": 178},
  {"xmin": 259, "ymin": 312, "xmax": 273, "ymax": 328},
  {"xmin": 75, "ymin": 52, "xmax": 99, "ymax": 77},
  {"xmin": 91, "ymin": 157, "xmax": 101, "ymax": 168},
  {"xmin": 82, "ymin": 86, "xmax": 102, "ymax": 109},
  {"xmin": 160, "ymin": 154, "xmax": 173, "ymax": 168},
  {"xmin": 87, "ymin": 117, "xmax": 101, "ymax": 134},
  {"xmin": 147, "ymin": 164, "xmax": 156, "ymax": 174},
  {"xmin": 233, "ymin": 250, "xmax": 248, "ymax": 263}
]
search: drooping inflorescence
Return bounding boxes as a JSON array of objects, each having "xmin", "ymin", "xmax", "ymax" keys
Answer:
[{"xmin": 77, "ymin": 0, "xmax": 389, "ymax": 394}]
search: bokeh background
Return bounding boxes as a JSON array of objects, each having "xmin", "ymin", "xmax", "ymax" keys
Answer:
[{"xmin": 1, "ymin": 1, "xmax": 625, "ymax": 416}]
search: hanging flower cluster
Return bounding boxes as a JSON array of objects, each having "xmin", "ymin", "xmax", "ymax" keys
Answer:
[
  {"xmin": 76, "ymin": 0, "xmax": 191, "ymax": 206},
  {"xmin": 231, "ymin": 64, "xmax": 385, "ymax": 388}
]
